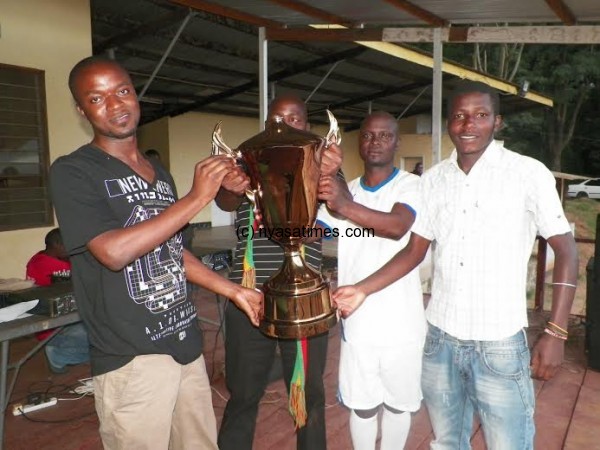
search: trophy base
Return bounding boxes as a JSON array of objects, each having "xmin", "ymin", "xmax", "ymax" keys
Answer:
[{"xmin": 260, "ymin": 282, "xmax": 338, "ymax": 339}]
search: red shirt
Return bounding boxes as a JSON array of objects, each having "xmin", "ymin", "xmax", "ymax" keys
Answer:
[
  {"xmin": 26, "ymin": 252, "xmax": 72, "ymax": 340},
  {"xmin": 26, "ymin": 252, "xmax": 71, "ymax": 286}
]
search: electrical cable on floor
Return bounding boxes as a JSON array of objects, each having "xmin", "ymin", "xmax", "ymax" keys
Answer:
[{"xmin": 11, "ymin": 378, "xmax": 96, "ymax": 423}]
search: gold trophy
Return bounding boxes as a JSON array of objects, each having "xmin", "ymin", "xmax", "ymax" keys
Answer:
[{"xmin": 212, "ymin": 112, "xmax": 341, "ymax": 339}]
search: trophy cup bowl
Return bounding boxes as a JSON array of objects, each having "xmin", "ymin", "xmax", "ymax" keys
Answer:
[{"xmin": 212, "ymin": 115, "xmax": 340, "ymax": 339}]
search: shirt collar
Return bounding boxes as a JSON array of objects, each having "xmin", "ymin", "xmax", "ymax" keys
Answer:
[{"xmin": 448, "ymin": 139, "xmax": 503, "ymax": 172}]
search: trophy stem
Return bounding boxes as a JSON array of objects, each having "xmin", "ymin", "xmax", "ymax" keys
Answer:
[{"xmin": 260, "ymin": 241, "xmax": 338, "ymax": 339}]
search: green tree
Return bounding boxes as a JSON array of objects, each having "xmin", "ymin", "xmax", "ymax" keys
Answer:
[
  {"xmin": 515, "ymin": 45, "xmax": 599, "ymax": 171},
  {"xmin": 444, "ymin": 43, "xmax": 600, "ymax": 172}
]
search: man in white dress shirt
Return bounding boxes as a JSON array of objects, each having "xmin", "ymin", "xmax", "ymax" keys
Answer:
[{"xmin": 334, "ymin": 81, "xmax": 578, "ymax": 450}]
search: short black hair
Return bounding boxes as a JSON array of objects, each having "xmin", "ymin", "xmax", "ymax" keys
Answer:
[
  {"xmin": 447, "ymin": 81, "xmax": 500, "ymax": 116},
  {"xmin": 360, "ymin": 110, "xmax": 398, "ymax": 133},
  {"xmin": 45, "ymin": 228, "xmax": 63, "ymax": 248},
  {"xmin": 267, "ymin": 93, "xmax": 308, "ymax": 120},
  {"xmin": 68, "ymin": 56, "xmax": 126, "ymax": 101}
]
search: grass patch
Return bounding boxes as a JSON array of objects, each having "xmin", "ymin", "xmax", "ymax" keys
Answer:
[{"xmin": 564, "ymin": 198, "xmax": 600, "ymax": 239}]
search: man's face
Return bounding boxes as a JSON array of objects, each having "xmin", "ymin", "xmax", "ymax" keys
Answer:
[
  {"xmin": 55, "ymin": 243, "xmax": 69, "ymax": 261},
  {"xmin": 72, "ymin": 62, "xmax": 140, "ymax": 141},
  {"xmin": 358, "ymin": 115, "xmax": 398, "ymax": 168},
  {"xmin": 267, "ymin": 98, "xmax": 308, "ymax": 131},
  {"xmin": 447, "ymin": 92, "xmax": 502, "ymax": 158}
]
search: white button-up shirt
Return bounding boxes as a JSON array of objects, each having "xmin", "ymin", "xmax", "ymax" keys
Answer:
[{"xmin": 413, "ymin": 140, "xmax": 572, "ymax": 340}]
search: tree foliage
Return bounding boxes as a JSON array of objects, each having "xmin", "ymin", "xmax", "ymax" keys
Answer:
[{"xmin": 443, "ymin": 42, "xmax": 600, "ymax": 175}]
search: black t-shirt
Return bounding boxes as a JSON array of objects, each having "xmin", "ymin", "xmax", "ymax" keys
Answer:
[{"xmin": 50, "ymin": 145, "xmax": 202, "ymax": 376}]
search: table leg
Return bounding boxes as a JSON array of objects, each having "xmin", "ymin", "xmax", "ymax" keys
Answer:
[{"xmin": 0, "ymin": 340, "xmax": 10, "ymax": 450}]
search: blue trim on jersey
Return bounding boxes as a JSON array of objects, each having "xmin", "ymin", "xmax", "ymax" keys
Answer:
[
  {"xmin": 402, "ymin": 203, "xmax": 417, "ymax": 217},
  {"xmin": 360, "ymin": 167, "xmax": 399, "ymax": 192},
  {"xmin": 315, "ymin": 219, "xmax": 334, "ymax": 240}
]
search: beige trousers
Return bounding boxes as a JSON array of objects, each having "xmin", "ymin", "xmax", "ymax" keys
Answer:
[{"xmin": 93, "ymin": 354, "xmax": 217, "ymax": 450}]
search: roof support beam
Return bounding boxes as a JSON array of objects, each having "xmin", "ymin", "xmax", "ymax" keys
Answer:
[
  {"xmin": 169, "ymin": 0, "xmax": 281, "ymax": 28},
  {"xmin": 266, "ymin": 25, "xmax": 600, "ymax": 45},
  {"xmin": 267, "ymin": 0, "xmax": 355, "ymax": 27},
  {"xmin": 382, "ymin": 0, "xmax": 448, "ymax": 27},
  {"xmin": 544, "ymin": 0, "xmax": 577, "ymax": 25},
  {"xmin": 383, "ymin": 25, "xmax": 600, "ymax": 44},
  {"xmin": 266, "ymin": 28, "xmax": 383, "ymax": 41},
  {"xmin": 139, "ymin": 11, "xmax": 195, "ymax": 98}
]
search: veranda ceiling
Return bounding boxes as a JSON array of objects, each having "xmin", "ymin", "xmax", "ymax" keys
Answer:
[{"xmin": 90, "ymin": 0, "xmax": 600, "ymax": 128}]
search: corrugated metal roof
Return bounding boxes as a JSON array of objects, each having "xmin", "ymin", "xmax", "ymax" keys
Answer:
[{"xmin": 90, "ymin": 0, "xmax": 599, "ymax": 126}]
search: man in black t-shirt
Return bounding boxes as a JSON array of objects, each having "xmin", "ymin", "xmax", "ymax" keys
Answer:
[{"xmin": 50, "ymin": 56, "xmax": 262, "ymax": 450}]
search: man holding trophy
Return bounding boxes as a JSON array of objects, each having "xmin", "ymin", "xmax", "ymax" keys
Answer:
[
  {"xmin": 318, "ymin": 111, "xmax": 426, "ymax": 450},
  {"xmin": 215, "ymin": 93, "xmax": 343, "ymax": 450}
]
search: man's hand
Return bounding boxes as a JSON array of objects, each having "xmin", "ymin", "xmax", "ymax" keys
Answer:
[
  {"xmin": 530, "ymin": 333, "xmax": 565, "ymax": 380},
  {"xmin": 222, "ymin": 166, "xmax": 250, "ymax": 196},
  {"xmin": 332, "ymin": 285, "xmax": 367, "ymax": 318},
  {"xmin": 318, "ymin": 175, "xmax": 352, "ymax": 213},
  {"xmin": 190, "ymin": 155, "xmax": 235, "ymax": 203},
  {"xmin": 230, "ymin": 286, "xmax": 264, "ymax": 326},
  {"xmin": 320, "ymin": 143, "xmax": 343, "ymax": 177}
]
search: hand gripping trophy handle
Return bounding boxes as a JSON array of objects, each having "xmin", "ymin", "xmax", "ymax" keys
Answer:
[{"xmin": 211, "ymin": 122, "xmax": 260, "ymax": 216}]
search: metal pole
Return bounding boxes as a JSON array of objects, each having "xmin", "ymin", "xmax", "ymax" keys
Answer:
[
  {"xmin": 139, "ymin": 11, "xmax": 195, "ymax": 99},
  {"xmin": 0, "ymin": 341, "xmax": 9, "ymax": 450},
  {"xmin": 259, "ymin": 27, "xmax": 268, "ymax": 131},
  {"xmin": 305, "ymin": 60, "xmax": 342, "ymax": 104},
  {"xmin": 397, "ymin": 85, "xmax": 431, "ymax": 121},
  {"xmin": 432, "ymin": 28, "xmax": 443, "ymax": 165}
]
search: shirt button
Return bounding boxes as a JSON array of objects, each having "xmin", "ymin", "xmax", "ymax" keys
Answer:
[
  {"xmin": 463, "ymin": 209, "xmax": 466, "ymax": 213},
  {"xmin": 460, "ymin": 262, "xmax": 464, "ymax": 266}
]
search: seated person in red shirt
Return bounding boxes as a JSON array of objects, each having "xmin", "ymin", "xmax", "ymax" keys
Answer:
[{"xmin": 26, "ymin": 228, "xmax": 89, "ymax": 374}]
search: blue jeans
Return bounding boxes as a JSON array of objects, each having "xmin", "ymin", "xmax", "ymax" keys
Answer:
[
  {"xmin": 45, "ymin": 323, "xmax": 90, "ymax": 369},
  {"xmin": 421, "ymin": 324, "xmax": 535, "ymax": 450}
]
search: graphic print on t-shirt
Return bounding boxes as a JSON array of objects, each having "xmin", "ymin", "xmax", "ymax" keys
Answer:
[{"xmin": 123, "ymin": 204, "xmax": 187, "ymax": 313}]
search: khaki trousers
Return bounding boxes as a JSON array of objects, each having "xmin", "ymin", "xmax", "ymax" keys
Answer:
[{"xmin": 93, "ymin": 354, "xmax": 217, "ymax": 450}]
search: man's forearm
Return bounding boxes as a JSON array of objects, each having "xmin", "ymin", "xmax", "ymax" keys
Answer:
[
  {"xmin": 88, "ymin": 192, "xmax": 216, "ymax": 271},
  {"xmin": 547, "ymin": 233, "xmax": 579, "ymax": 328},
  {"xmin": 335, "ymin": 201, "xmax": 413, "ymax": 240},
  {"xmin": 183, "ymin": 249, "xmax": 242, "ymax": 298}
]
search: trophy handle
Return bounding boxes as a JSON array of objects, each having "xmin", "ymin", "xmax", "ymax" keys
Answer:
[
  {"xmin": 325, "ymin": 110, "xmax": 342, "ymax": 147},
  {"xmin": 211, "ymin": 122, "xmax": 262, "ymax": 219},
  {"xmin": 211, "ymin": 121, "xmax": 241, "ymax": 159}
]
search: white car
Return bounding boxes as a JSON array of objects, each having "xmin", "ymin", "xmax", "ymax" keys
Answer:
[{"xmin": 567, "ymin": 178, "xmax": 600, "ymax": 199}]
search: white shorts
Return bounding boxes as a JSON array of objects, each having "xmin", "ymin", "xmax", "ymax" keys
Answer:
[{"xmin": 338, "ymin": 339, "xmax": 424, "ymax": 412}]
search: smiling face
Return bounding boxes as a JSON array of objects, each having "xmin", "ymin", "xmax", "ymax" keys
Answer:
[
  {"xmin": 358, "ymin": 112, "xmax": 398, "ymax": 168},
  {"xmin": 72, "ymin": 61, "xmax": 140, "ymax": 144},
  {"xmin": 447, "ymin": 91, "xmax": 502, "ymax": 160}
]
